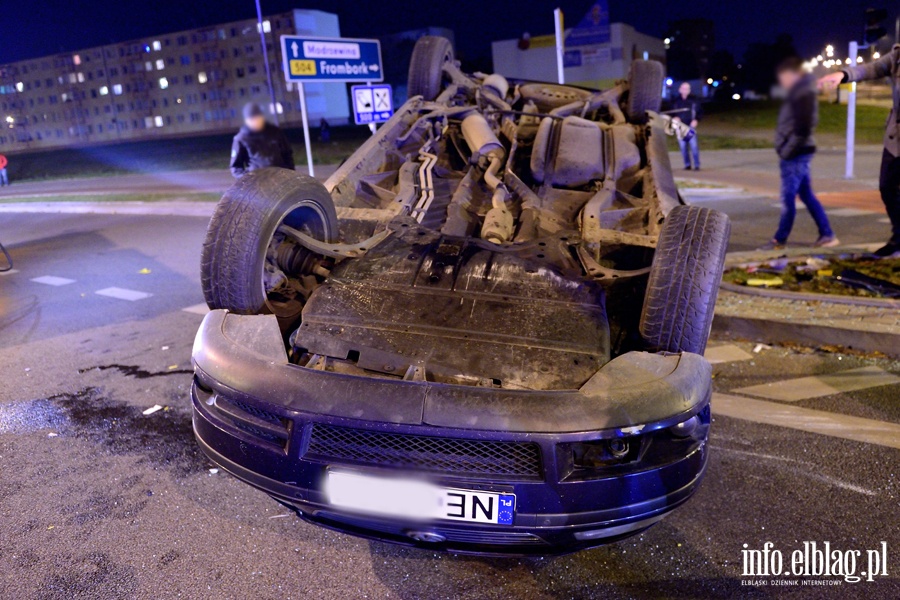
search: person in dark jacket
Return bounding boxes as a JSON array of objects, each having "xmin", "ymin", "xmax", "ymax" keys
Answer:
[
  {"xmin": 671, "ymin": 82, "xmax": 701, "ymax": 170},
  {"xmin": 230, "ymin": 103, "xmax": 295, "ymax": 178},
  {"xmin": 761, "ymin": 57, "xmax": 838, "ymax": 250},
  {"xmin": 821, "ymin": 45, "xmax": 900, "ymax": 257}
]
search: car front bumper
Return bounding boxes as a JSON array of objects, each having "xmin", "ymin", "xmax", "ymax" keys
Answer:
[{"xmin": 191, "ymin": 310, "xmax": 712, "ymax": 555}]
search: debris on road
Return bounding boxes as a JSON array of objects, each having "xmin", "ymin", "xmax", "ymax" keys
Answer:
[{"xmin": 142, "ymin": 404, "xmax": 164, "ymax": 416}]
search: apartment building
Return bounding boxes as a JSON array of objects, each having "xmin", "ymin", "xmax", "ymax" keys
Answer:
[{"xmin": 0, "ymin": 9, "xmax": 350, "ymax": 153}]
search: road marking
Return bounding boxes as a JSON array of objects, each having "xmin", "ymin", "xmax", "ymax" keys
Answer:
[
  {"xmin": 704, "ymin": 344, "xmax": 753, "ymax": 364},
  {"xmin": 711, "ymin": 446, "xmax": 878, "ymax": 496},
  {"xmin": 31, "ymin": 275, "xmax": 75, "ymax": 286},
  {"xmin": 713, "ymin": 393, "xmax": 900, "ymax": 450},
  {"xmin": 732, "ymin": 366, "xmax": 900, "ymax": 402},
  {"xmin": 826, "ymin": 207, "xmax": 878, "ymax": 217},
  {"xmin": 95, "ymin": 287, "xmax": 152, "ymax": 301},
  {"xmin": 181, "ymin": 303, "xmax": 210, "ymax": 315},
  {"xmin": 0, "ymin": 269, "xmax": 19, "ymax": 276},
  {"xmin": 879, "ymin": 217, "xmax": 892, "ymax": 224}
]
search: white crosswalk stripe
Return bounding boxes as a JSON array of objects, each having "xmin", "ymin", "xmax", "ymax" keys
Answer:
[
  {"xmin": 181, "ymin": 303, "xmax": 210, "ymax": 315},
  {"xmin": 704, "ymin": 344, "xmax": 753, "ymax": 364},
  {"xmin": 732, "ymin": 366, "xmax": 900, "ymax": 402},
  {"xmin": 95, "ymin": 287, "xmax": 152, "ymax": 301},
  {"xmin": 713, "ymin": 393, "xmax": 900, "ymax": 450},
  {"xmin": 826, "ymin": 207, "xmax": 878, "ymax": 217},
  {"xmin": 31, "ymin": 275, "xmax": 75, "ymax": 286}
]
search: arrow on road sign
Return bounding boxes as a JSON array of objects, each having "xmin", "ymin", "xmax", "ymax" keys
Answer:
[
  {"xmin": 291, "ymin": 42, "xmax": 299, "ymax": 58},
  {"xmin": 369, "ymin": 65, "xmax": 379, "ymax": 72}
]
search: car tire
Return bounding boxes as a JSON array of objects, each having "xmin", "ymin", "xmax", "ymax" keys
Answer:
[
  {"xmin": 408, "ymin": 36, "xmax": 454, "ymax": 101},
  {"xmin": 639, "ymin": 205, "xmax": 731, "ymax": 354},
  {"xmin": 201, "ymin": 168, "xmax": 339, "ymax": 317},
  {"xmin": 624, "ymin": 60, "xmax": 665, "ymax": 124}
]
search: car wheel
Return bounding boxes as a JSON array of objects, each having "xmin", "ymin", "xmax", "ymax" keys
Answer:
[
  {"xmin": 639, "ymin": 205, "xmax": 731, "ymax": 354},
  {"xmin": 201, "ymin": 168, "xmax": 339, "ymax": 320},
  {"xmin": 624, "ymin": 60, "xmax": 665, "ymax": 124},
  {"xmin": 408, "ymin": 36, "xmax": 454, "ymax": 101}
]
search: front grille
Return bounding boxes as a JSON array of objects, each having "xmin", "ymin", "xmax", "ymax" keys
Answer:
[
  {"xmin": 213, "ymin": 395, "xmax": 290, "ymax": 450},
  {"xmin": 306, "ymin": 424, "xmax": 542, "ymax": 479}
]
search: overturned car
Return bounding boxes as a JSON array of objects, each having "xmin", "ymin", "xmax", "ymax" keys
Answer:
[{"xmin": 191, "ymin": 36, "xmax": 730, "ymax": 555}]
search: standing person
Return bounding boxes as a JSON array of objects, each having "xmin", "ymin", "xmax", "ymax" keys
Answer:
[
  {"xmin": 0, "ymin": 153, "xmax": 8, "ymax": 186},
  {"xmin": 821, "ymin": 47, "xmax": 900, "ymax": 257},
  {"xmin": 230, "ymin": 103, "xmax": 295, "ymax": 178},
  {"xmin": 671, "ymin": 82, "xmax": 701, "ymax": 170},
  {"xmin": 761, "ymin": 56, "xmax": 838, "ymax": 250}
]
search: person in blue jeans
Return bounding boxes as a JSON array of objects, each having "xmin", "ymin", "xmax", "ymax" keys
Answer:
[
  {"xmin": 761, "ymin": 57, "xmax": 838, "ymax": 250},
  {"xmin": 672, "ymin": 82, "xmax": 701, "ymax": 170}
]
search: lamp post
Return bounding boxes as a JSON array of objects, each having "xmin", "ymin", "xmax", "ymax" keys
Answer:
[{"xmin": 255, "ymin": 0, "xmax": 279, "ymax": 124}]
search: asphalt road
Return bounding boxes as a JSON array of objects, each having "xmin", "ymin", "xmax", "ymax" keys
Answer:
[{"xmin": 0, "ymin": 194, "xmax": 898, "ymax": 598}]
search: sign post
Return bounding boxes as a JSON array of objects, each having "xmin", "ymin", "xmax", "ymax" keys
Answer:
[
  {"xmin": 280, "ymin": 35, "xmax": 384, "ymax": 177},
  {"xmin": 297, "ymin": 83, "xmax": 314, "ymax": 177},
  {"xmin": 554, "ymin": 8, "xmax": 565, "ymax": 84},
  {"xmin": 845, "ymin": 41, "xmax": 858, "ymax": 180}
]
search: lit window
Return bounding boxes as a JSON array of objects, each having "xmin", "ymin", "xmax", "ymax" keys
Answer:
[
  {"xmin": 156, "ymin": 59, "xmax": 164, "ymax": 70},
  {"xmin": 145, "ymin": 61, "xmax": 153, "ymax": 71},
  {"xmin": 144, "ymin": 116, "xmax": 154, "ymax": 128},
  {"xmin": 152, "ymin": 40, "xmax": 162, "ymax": 51},
  {"xmin": 112, "ymin": 84, "xmax": 123, "ymax": 95},
  {"xmin": 270, "ymin": 102, "xmax": 283, "ymax": 114},
  {"xmin": 257, "ymin": 20, "xmax": 271, "ymax": 33},
  {"xmin": 15, "ymin": 82, "xmax": 23, "ymax": 92},
  {"xmin": 68, "ymin": 73, "xmax": 77, "ymax": 83},
  {"xmin": 77, "ymin": 72, "xmax": 85, "ymax": 83},
  {"xmin": 154, "ymin": 116, "xmax": 164, "ymax": 127},
  {"xmin": 197, "ymin": 71, "xmax": 208, "ymax": 84},
  {"xmin": 99, "ymin": 86, "xmax": 109, "ymax": 95},
  {"xmin": 73, "ymin": 54, "xmax": 81, "ymax": 65},
  {"xmin": 159, "ymin": 77, "xmax": 168, "ymax": 90}
]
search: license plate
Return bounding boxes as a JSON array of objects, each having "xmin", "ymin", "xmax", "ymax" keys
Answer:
[{"xmin": 325, "ymin": 470, "xmax": 515, "ymax": 525}]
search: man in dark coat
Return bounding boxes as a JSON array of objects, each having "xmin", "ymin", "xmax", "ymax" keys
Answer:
[
  {"xmin": 671, "ymin": 82, "xmax": 701, "ymax": 170},
  {"xmin": 761, "ymin": 56, "xmax": 838, "ymax": 250},
  {"xmin": 230, "ymin": 103, "xmax": 295, "ymax": 177},
  {"xmin": 821, "ymin": 45, "xmax": 900, "ymax": 256}
]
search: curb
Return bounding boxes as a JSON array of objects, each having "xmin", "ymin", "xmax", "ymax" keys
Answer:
[{"xmin": 712, "ymin": 314, "xmax": 899, "ymax": 357}]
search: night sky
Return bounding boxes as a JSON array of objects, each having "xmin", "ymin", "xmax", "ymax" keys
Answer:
[{"xmin": 2, "ymin": 0, "xmax": 896, "ymax": 65}]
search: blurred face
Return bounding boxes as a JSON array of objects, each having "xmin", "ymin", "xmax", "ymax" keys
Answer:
[
  {"xmin": 679, "ymin": 83, "xmax": 691, "ymax": 98},
  {"xmin": 244, "ymin": 115, "xmax": 265, "ymax": 132},
  {"xmin": 778, "ymin": 69, "xmax": 801, "ymax": 90}
]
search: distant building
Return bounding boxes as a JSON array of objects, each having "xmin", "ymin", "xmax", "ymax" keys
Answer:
[
  {"xmin": 0, "ymin": 9, "xmax": 350, "ymax": 153},
  {"xmin": 491, "ymin": 23, "xmax": 665, "ymax": 90},
  {"xmin": 665, "ymin": 19, "xmax": 715, "ymax": 82},
  {"xmin": 379, "ymin": 27, "xmax": 455, "ymax": 106}
]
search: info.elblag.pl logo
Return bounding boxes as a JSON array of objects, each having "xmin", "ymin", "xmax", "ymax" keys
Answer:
[{"xmin": 740, "ymin": 541, "xmax": 889, "ymax": 586}]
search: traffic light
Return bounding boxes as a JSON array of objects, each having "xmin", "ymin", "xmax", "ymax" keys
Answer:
[{"xmin": 865, "ymin": 8, "xmax": 889, "ymax": 44}]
